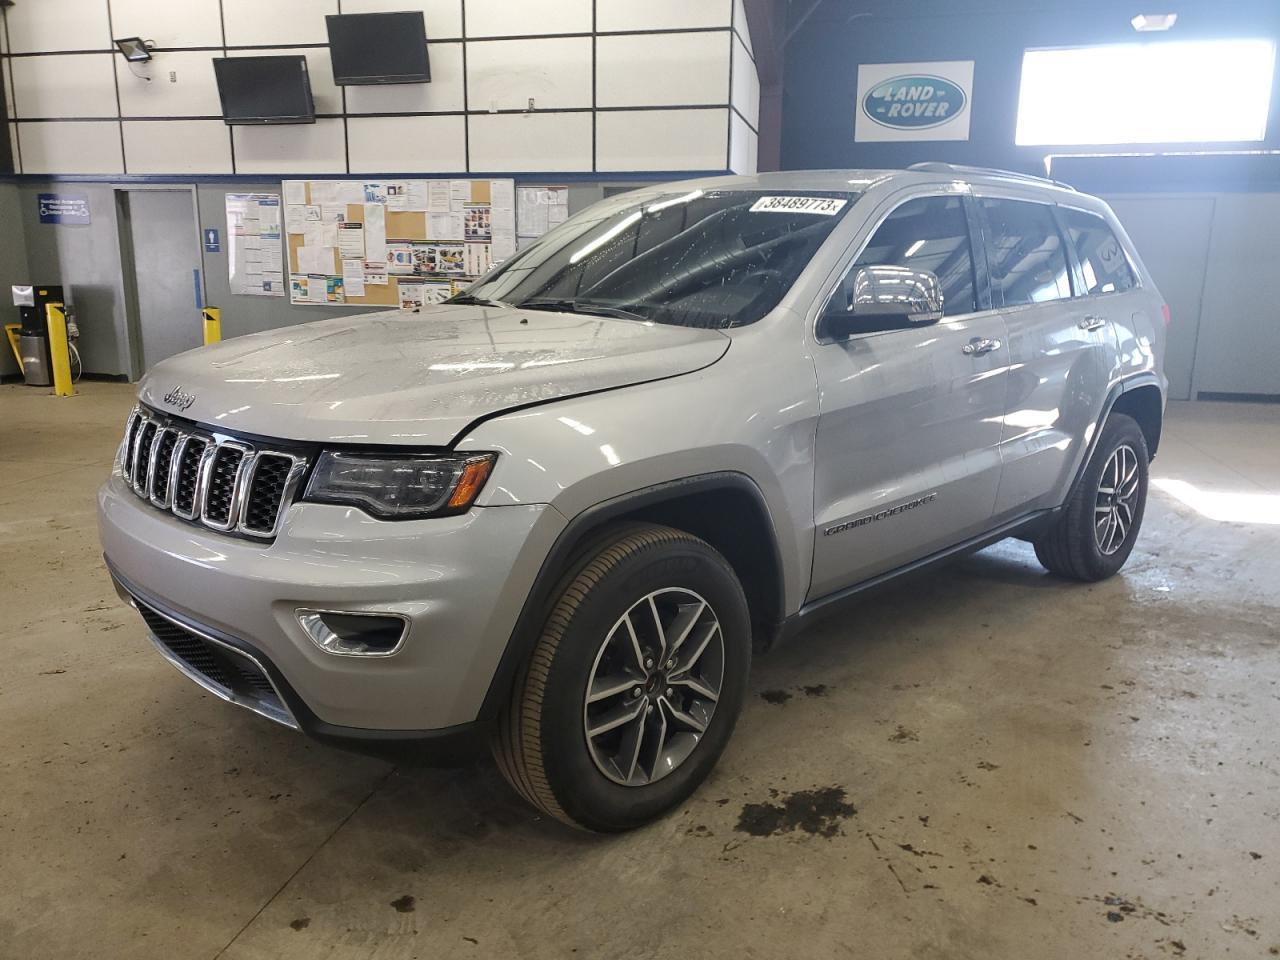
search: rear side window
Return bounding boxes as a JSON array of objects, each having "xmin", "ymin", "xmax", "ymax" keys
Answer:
[
  {"xmin": 1060, "ymin": 207, "xmax": 1136, "ymax": 295},
  {"xmin": 980, "ymin": 198, "xmax": 1072, "ymax": 306},
  {"xmin": 853, "ymin": 195, "xmax": 976, "ymax": 316}
]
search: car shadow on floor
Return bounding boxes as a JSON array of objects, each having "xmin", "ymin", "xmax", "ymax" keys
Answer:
[{"xmin": 125, "ymin": 537, "xmax": 1111, "ymax": 861}]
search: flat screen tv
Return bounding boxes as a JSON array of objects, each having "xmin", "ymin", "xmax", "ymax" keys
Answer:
[
  {"xmin": 213, "ymin": 55, "xmax": 316, "ymax": 125},
  {"xmin": 326, "ymin": 12, "xmax": 430, "ymax": 85}
]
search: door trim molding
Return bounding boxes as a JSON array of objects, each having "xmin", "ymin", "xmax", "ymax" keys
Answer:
[{"xmin": 782, "ymin": 507, "xmax": 1055, "ymax": 636}]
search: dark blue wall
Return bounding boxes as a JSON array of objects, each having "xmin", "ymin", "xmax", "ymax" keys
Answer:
[{"xmin": 781, "ymin": 0, "xmax": 1280, "ymax": 189}]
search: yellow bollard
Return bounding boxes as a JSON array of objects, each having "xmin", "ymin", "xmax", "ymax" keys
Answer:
[
  {"xmin": 3, "ymin": 323, "xmax": 21, "ymax": 372},
  {"xmin": 46, "ymin": 302, "xmax": 75, "ymax": 397},
  {"xmin": 202, "ymin": 306, "xmax": 221, "ymax": 345}
]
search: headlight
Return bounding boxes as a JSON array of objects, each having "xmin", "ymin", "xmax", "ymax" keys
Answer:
[{"xmin": 303, "ymin": 451, "xmax": 496, "ymax": 519}]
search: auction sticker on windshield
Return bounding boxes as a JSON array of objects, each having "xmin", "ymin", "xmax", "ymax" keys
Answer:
[{"xmin": 750, "ymin": 196, "xmax": 847, "ymax": 216}]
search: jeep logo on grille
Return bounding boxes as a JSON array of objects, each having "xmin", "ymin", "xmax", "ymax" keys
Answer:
[{"xmin": 163, "ymin": 386, "xmax": 197, "ymax": 412}]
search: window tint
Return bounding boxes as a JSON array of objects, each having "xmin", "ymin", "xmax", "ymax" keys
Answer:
[
  {"xmin": 852, "ymin": 195, "xmax": 976, "ymax": 316},
  {"xmin": 1061, "ymin": 208, "xmax": 1136, "ymax": 296},
  {"xmin": 980, "ymin": 198, "xmax": 1072, "ymax": 306}
]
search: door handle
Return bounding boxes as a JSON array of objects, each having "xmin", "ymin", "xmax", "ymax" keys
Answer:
[
  {"xmin": 962, "ymin": 337, "xmax": 1002, "ymax": 356},
  {"xmin": 1078, "ymin": 314, "xmax": 1107, "ymax": 331}
]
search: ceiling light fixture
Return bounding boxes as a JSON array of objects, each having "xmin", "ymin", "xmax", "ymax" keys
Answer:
[{"xmin": 1130, "ymin": 13, "xmax": 1178, "ymax": 31}]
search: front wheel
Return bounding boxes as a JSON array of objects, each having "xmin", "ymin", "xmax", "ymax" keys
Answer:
[
  {"xmin": 492, "ymin": 524, "xmax": 751, "ymax": 831},
  {"xmin": 1034, "ymin": 412, "xmax": 1149, "ymax": 581}
]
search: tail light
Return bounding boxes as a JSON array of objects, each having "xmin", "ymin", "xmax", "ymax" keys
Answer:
[{"xmin": 1160, "ymin": 303, "xmax": 1171, "ymax": 327}]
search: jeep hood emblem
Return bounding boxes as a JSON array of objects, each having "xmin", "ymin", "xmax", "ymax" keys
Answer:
[{"xmin": 163, "ymin": 386, "xmax": 197, "ymax": 412}]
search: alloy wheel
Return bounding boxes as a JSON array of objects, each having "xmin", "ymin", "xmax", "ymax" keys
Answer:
[
  {"xmin": 1095, "ymin": 443, "xmax": 1140, "ymax": 555},
  {"xmin": 582, "ymin": 588, "xmax": 724, "ymax": 787}
]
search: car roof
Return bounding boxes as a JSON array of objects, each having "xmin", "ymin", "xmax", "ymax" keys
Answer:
[{"xmin": 667, "ymin": 165, "xmax": 1083, "ymax": 201}]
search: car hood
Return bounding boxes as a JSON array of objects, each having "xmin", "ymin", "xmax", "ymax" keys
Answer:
[{"xmin": 137, "ymin": 304, "xmax": 730, "ymax": 446}]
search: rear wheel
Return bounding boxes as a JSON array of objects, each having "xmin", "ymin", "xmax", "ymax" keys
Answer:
[
  {"xmin": 492, "ymin": 524, "xmax": 750, "ymax": 831},
  {"xmin": 1034, "ymin": 412, "xmax": 1149, "ymax": 581}
]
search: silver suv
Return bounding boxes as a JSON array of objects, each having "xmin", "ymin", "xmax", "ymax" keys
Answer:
[{"xmin": 98, "ymin": 165, "xmax": 1167, "ymax": 831}]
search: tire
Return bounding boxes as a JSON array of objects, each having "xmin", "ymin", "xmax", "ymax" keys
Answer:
[
  {"xmin": 492, "ymin": 523, "xmax": 751, "ymax": 832},
  {"xmin": 1034, "ymin": 412, "xmax": 1149, "ymax": 581}
]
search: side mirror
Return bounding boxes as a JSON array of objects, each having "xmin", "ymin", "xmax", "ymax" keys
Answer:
[{"xmin": 823, "ymin": 265, "xmax": 944, "ymax": 338}]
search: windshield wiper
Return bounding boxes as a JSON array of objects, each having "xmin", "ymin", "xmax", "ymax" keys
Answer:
[
  {"xmin": 516, "ymin": 298, "xmax": 648, "ymax": 322},
  {"xmin": 447, "ymin": 294, "xmax": 512, "ymax": 308}
]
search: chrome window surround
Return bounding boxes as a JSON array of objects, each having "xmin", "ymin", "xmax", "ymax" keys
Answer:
[{"xmin": 121, "ymin": 406, "xmax": 308, "ymax": 540}]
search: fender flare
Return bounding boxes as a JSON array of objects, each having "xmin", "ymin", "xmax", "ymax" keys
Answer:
[
  {"xmin": 1068, "ymin": 372, "xmax": 1163, "ymax": 501},
  {"xmin": 475, "ymin": 471, "xmax": 785, "ymax": 721}
]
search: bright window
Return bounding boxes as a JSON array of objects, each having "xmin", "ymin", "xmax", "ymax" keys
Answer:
[{"xmin": 1015, "ymin": 39, "xmax": 1276, "ymax": 146}]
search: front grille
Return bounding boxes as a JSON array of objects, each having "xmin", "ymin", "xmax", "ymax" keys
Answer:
[
  {"xmin": 204, "ymin": 445, "xmax": 247, "ymax": 527},
  {"xmin": 243, "ymin": 455, "xmax": 296, "ymax": 534},
  {"xmin": 149, "ymin": 429, "xmax": 179, "ymax": 506},
  {"xmin": 172, "ymin": 436, "xmax": 208, "ymax": 517},
  {"xmin": 132, "ymin": 596, "xmax": 297, "ymax": 729},
  {"xmin": 119, "ymin": 407, "xmax": 305, "ymax": 540}
]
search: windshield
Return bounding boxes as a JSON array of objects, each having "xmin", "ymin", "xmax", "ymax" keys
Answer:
[{"xmin": 454, "ymin": 188, "xmax": 860, "ymax": 329}]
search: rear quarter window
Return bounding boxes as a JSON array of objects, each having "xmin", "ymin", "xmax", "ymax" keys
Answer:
[{"xmin": 1061, "ymin": 207, "xmax": 1137, "ymax": 295}]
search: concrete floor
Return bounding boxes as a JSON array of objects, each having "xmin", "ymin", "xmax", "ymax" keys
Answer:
[{"xmin": 1, "ymin": 381, "xmax": 1277, "ymax": 960}]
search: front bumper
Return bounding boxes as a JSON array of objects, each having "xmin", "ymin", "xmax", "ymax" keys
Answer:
[{"xmin": 98, "ymin": 469, "xmax": 564, "ymax": 734}]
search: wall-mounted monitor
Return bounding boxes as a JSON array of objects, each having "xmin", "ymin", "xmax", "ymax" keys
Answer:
[
  {"xmin": 212, "ymin": 55, "xmax": 316, "ymax": 125},
  {"xmin": 326, "ymin": 12, "xmax": 431, "ymax": 85}
]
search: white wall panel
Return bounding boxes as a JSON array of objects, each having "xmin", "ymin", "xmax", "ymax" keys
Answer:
[
  {"xmin": 227, "ymin": 48, "xmax": 340, "ymax": 115},
  {"xmin": 465, "ymin": 0, "xmax": 592, "ymax": 38},
  {"xmin": 734, "ymin": 0, "xmax": 753, "ymax": 54},
  {"xmin": 339, "ymin": 0, "xmax": 463, "ymax": 41},
  {"xmin": 347, "ymin": 115, "xmax": 466, "ymax": 172},
  {"xmin": 232, "ymin": 118, "xmax": 346, "ymax": 174},
  {"xmin": 596, "ymin": 108, "xmax": 728, "ymax": 171},
  {"xmin": 116, "ymin": 51, "xmax": 223, "ymax": 117},
  {"xmin": 596, "ymin": 33, "xmax": 730, "ymax": 107},
  {"xmin": 729, "ymin": 110, "xmax": 756, "ymax": 174},
  {"xmin": 596, "ymin": 0, "xmax": 731, "ymax": 31},
  {"xmin": 18, "ymin": 121, "xmax": 123, "ymax": 174},
  {"xmin": 222, "ymin": 0, "xmax": 336, "ymax": 46},
  {"xmin": 3, "ymin": 0, "xmax": 111, "ymax": 52},
  {"xmin": 730, "ymin": 34, "xmax": 759, "ymax": 127},
  {"xmin": 10, "ymin": 54, "xmax": 118, "ymax": 118},
  {"xmin": 344, "ymin": 43, "xmax": 463, "ymax": 113},
  {"xmin": 468, "ymin": 112, "xmax": 592, "ymax": 171},
  {"xmin": 123, "ymin": 120, "xmax": 232, "ymax": 173},
  {"xmin": 466, "ymin": 37, "xmax": 592, "ymax": 111},
  {"xmin": 111, "ymin": 0, "xmax": 224, "ymax": 49}
]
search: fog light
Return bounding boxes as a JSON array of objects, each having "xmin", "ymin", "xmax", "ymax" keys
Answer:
[{"xmin": 297, "ymin": 610, "xmax": 408, "ymax": 657}]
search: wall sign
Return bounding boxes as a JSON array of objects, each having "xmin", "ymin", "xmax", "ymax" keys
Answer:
[
  {"xmin": 37, "ymin": 192, "xmax": 91, "ymax": 224},
  {"xmin": 203, "ymin": 228, "xmax": 220, "ymax": 253},
  {"xmin": 226, "ymin": 194, "xmax": 284, "ymax": 297},
  {"xmin": 855, "ymin": 60, "xmax": 974, "ymax": 142}
]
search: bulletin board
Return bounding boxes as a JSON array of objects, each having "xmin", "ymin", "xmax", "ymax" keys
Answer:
[{"xmin": 282, "ymin": 178, "xmax": 517, "ymax": 308}]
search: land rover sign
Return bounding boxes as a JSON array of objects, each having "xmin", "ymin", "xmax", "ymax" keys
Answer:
[
  {"xmin": 855, "ymin": 60, "xmax": 974, "ymax": 142},
  {"xmin": 863, "ymin": 76, "xmax": 967, "ymax": 129}
]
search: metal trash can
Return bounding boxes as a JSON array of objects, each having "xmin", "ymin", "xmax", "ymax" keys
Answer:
[
  {"xmin": 19, "ymin": 331, "xmax": 52, "ymax": 386},
  {"xmin": 12, "ymin": 284, "xmax": 61, "ymax": 387}
]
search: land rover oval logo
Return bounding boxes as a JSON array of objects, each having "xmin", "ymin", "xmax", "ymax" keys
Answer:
[
  {"xmin": 163, "ymin": 386, "xmax": 196, "ymax": 411},
  {"xmin": 863, "ymin": 75, "xmax": 967, "ymax": 130}
]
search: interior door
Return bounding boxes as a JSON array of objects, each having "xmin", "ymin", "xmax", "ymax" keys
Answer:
[
  {"xmin": 808, "ymin": 193, "xmax": 1009, "ymax": 600},
  {"xmin": 119, "ymin": 189, "xmax": 204, "ymax": 375}
]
